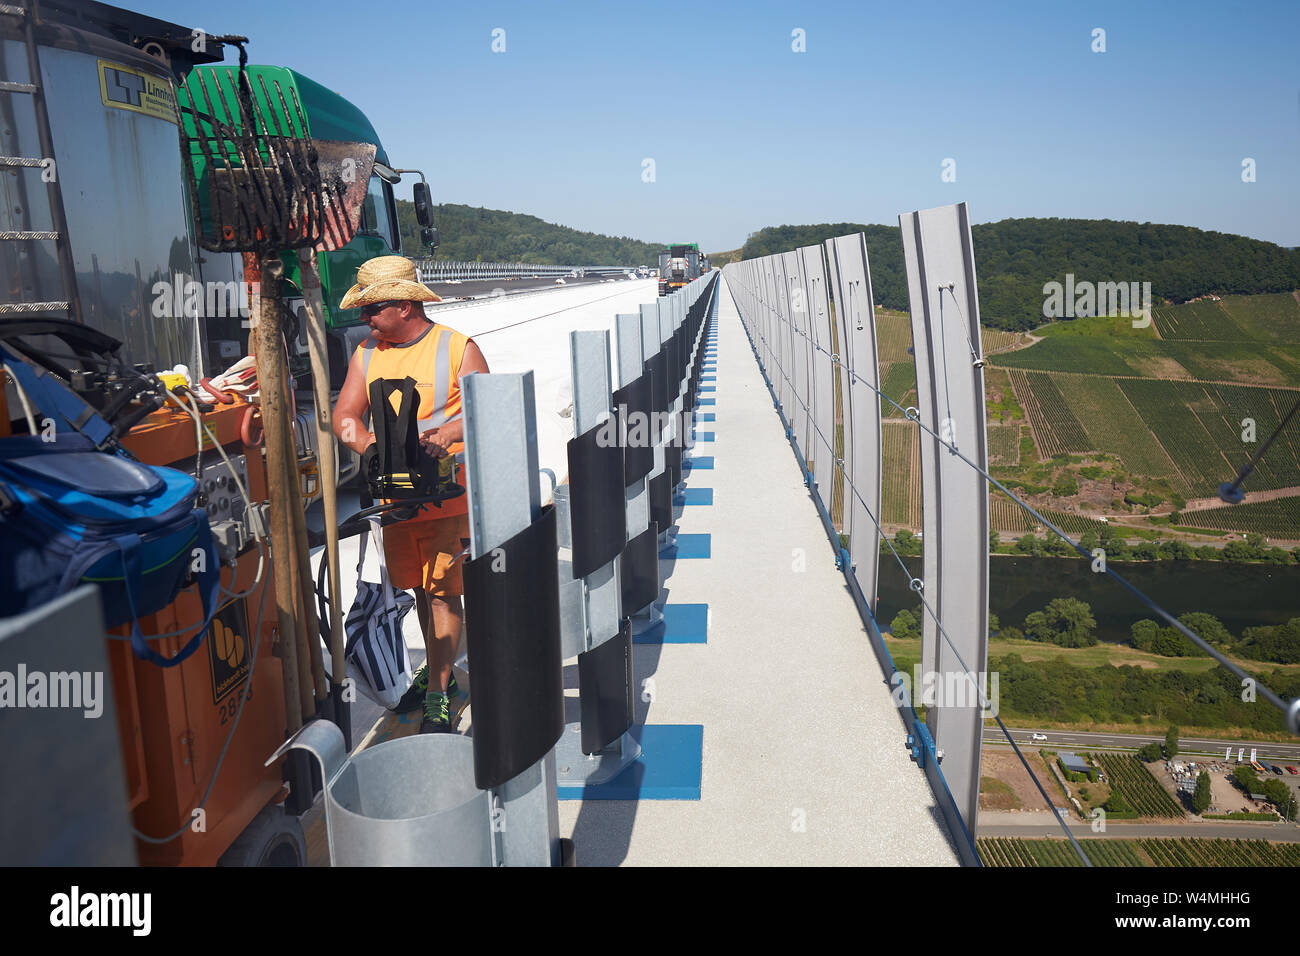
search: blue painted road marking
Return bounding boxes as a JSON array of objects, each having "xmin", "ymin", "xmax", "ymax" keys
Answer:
[
  {"xmin": 660, "ymin": 533, "xmax": 710, "ymax": 559},
  {"xmin": 673, "ymin": 486, "xmax": 713, "ymax": 505},
  {"xmin": 632, "ymin": 602, "xmax": 709, "ymax": 645},
  {"xmin": 557, "ymin": 724, "xmax": 703, "ymax": 801}
]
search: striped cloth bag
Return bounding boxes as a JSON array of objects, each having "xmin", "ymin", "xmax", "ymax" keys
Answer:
[{"xmin": 343, "ymin": 517, "xmax": 415, "ymax": 709}]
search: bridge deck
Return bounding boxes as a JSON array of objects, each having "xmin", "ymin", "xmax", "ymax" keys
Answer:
[{"xmin": 556, "ymin": 276, "xmax": 959, "ymax": 865}]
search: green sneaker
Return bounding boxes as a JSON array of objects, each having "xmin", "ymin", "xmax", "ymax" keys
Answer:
[
  {"xmin": 419, "ymin": 691, "xmax": 451, "ymax": 734},
  {"xmin": 394, "ymin": 665, "xmax": 458, "ymax": 714}
]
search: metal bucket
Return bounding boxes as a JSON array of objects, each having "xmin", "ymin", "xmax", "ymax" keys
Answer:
[{"xmin": 271, "ymin": 720, "xmax": 491, "ymax": 866}]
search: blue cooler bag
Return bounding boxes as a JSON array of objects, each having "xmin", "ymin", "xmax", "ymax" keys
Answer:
[{"xmin": 0, "ymin": 347, "xmax": 219, "ymax": 667}]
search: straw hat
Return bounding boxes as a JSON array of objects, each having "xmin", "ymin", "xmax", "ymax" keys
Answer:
[{"xmin": 339, "ymin": 256, "xmax": 441, "ymax": 309}]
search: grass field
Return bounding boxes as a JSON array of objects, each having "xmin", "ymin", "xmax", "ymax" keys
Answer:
[{"xmin": 977, "ymin": 837, "xmax": 1300, "ymax": 867}]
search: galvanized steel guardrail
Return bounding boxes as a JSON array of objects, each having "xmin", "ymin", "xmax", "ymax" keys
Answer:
[{"xmin": 415, "ymin": 259, "xmax": 636, "ymax": 282}]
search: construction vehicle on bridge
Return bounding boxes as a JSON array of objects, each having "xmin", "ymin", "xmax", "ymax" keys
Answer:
[
  {"xmin": 0, "ymin": 0, "xmax": 437, "ymax": 866},
  {"xmin": 658, "ymin": 242, "xmax": 701, "ymax": 296}
]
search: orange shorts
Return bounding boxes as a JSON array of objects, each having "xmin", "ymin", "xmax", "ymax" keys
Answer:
[{"xmin": 381, "ymin": 512, "xmax": 470, "ymax": 597}]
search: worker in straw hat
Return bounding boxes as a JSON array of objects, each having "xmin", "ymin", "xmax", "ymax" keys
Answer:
[{"xmin": 333, "ymin": 255, "xmax": 489, "ymax": 733}]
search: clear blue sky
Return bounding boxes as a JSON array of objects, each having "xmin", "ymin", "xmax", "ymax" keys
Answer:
[{"xmin": 142, "ymin": 0, "xmax": 1299, "ymax": 252}]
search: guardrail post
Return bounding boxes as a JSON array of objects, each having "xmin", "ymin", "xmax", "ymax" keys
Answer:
[
  {"xmin": 552, "ymin": 330, "xmax": 640, "ymax": 786},
  {"xmin": 617, "ymin": 311, "xmax": 662, "ymax": 636},
  {"xmin": 461, "ymin": 371, "xmax": 564, "ymax": 866}
]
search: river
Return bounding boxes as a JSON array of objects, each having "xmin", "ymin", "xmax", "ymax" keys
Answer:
[{"xmin": 875, "ymin": 555, "xmax": 1300, "ymax": 644}]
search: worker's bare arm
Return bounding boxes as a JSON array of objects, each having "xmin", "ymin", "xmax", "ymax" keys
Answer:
[{"xmin": 332, "ymin": 351, "xmax": 375, "ymax": 454}]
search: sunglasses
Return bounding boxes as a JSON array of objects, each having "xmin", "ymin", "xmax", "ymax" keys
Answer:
[{"xmin": 360, "ymin": 300, "xmax": 402, "ymax": 317}]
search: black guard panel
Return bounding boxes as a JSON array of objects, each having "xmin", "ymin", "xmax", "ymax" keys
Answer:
[
  {"xmin": 620, "ymin": 522, "xmax": 659, "ymax": 614},
  {"xmin": 649, "ymin": 469, "xmax": 672, "ymax": 537},
  {"xmin": 463, "ymin": 506, "xmax": 565, "ymax": 790},
  {"xmin": 666, "ymin": 330, "xmax": 681, "ymax": 403},
  {"xmin": 644, "ymin": 349, "xmax": 667, "ymax": 442},
  {"xmin": 613, "ymin": 373, "xmax": 653, "ymax": 484},
  {"xmin": 566, "ymin": 424, "xmax": 627, "ymax": 579},
  {"xmin": 666, "ymin": 439, "xmax": 682, "ymax": 490},
  {"xmin": 577, "ymin": 618, "xmax": 634, "ymax": 754}
]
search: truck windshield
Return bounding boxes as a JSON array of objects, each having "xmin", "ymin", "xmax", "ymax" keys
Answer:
[{"xmin": 359, "ymin": 175, "xmax": 399, "ymax": 252}]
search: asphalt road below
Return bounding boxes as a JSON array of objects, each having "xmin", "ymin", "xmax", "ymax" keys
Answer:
[{"xmin": 984, "ymin": 727, "xmax": 1300, "ymax": 762}]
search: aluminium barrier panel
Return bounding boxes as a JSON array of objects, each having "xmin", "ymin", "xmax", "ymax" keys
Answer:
[
  {"xmin": 782, "ymin": 250, "xmax": 811, "ymax": 455},
  {"xmin": 826, "ymin": 234, "xmax": 882, "ymax": 613},
  {"xmin": 721, "ymin": 241, "xmax": 981, "ymax": 866},
  {"xmin": 802, "ymin": 244, "xmax": 837, "ymax": 517},
  {"xmin": 898, "ymin": 201, "xmax": 990, "ymax": 839}
]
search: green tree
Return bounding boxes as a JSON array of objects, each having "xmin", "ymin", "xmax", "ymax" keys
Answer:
[
  {"xmin": 1165, "ymin": 725, "xmax": 1179, "ymax": 758},
  {"xmin": 1138, "ymin": 742, "xmax": 1163, "ymax": 761},
  {"xmin": 1192, "ymin": 771, "xmax": 1211, "ymax": 813},
  {"xmin": 890, "ymin": 609, "xmax": 920, "ymax": 640},
  {"xmin": 893, "ymin": 529, "xmax": 922, "ymax": 557},
  {"xmin": 1178, "ymin": 612, "xmax": 1232, "ymax": 648},
  {"xmin": 1015, "ymin": 533, "xmax": 1044, "ymax": 556},
  {"xmin": 1233, "ymin": 766, "xmax": 1260, "ymax": 793},
  {"xmin": 1024, "ymin": 598, "xmax": 1097, "ymax": 647}
]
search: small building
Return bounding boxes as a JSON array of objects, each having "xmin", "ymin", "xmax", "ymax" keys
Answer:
[{"xmin": 1059, "ymin": 752, "xmax": 1090, "ymax": 776}]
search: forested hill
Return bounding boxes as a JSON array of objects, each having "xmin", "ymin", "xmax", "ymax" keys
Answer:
[
  {"xmin": 396, "ymin": 201, "xmax": 664, "ymax": 266},
  {"xmin": 741, "ymin": 219, "xmax": 1300, "ymax": 331}
]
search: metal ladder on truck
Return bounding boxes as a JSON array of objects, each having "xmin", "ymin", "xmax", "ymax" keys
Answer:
[{"xmin": 0, "ymin": 0, "xmax": 81, "ymax": 323}]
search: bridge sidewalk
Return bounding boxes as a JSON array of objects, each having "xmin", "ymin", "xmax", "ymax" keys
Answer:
[{"xmin": 557, "ymin": 276, "xmax": 960, "ymax": 865}]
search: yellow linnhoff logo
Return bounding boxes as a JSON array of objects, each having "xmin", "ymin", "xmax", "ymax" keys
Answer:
[{"xmin": 97, "ymin": 59, "xmax": 178, "ymax": 125}]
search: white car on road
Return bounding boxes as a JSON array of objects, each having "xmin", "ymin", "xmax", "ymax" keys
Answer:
[{"xmin": 1031, "ymin": 732, "xmax": 1048, "ymax": 741}]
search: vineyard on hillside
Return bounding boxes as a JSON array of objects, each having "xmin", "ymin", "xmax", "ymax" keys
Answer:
[
  {"xmin": 1179, "ymin": 497, "xmax": 1300, "ymax": 539},
  {"xmin": 1095, "ymin": 754, "xmax": 1185, "ymax": 818},
  {"xmin": 978, "ymin": 837, "xmax": 1300, "ymax": 867},
  {"xmin": 987, "ymin": 423, "xmax": 1021, "ymax": 465},
  {"xmin": 1056, "ymin": 373, "xmax": 1181, "ymax": 481},
  {"xmin": 882, "ymin": 421, "xmax": 921, "ymax": 527},
  {"xmin": 1152, "ymin": 299, "xmax": 1241, "ymax": 341}
]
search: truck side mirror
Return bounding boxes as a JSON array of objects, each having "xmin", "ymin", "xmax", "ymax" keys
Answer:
[
  {"xmin": 421, "ymin": 226, "xmax": 438, "ymax": 250},
  {"xmin": 413, "ymin": 182, "xmax": 433, "ymax": 227}
]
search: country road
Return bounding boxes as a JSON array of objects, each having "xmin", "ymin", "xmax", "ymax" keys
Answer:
[{"xmin": 983, "ymin": 726, "xmax": 1300, "ymax": 762}]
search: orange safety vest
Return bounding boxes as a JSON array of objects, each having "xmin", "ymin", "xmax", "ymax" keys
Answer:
[{"xmin": 355, "ymin": 322, "xmax": 472, "ymax": 518}]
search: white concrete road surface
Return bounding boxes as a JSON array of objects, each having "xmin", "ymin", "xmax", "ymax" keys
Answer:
[{"xmin": 425, "ymin": 277, "xmax": 661, "ymax": 501}]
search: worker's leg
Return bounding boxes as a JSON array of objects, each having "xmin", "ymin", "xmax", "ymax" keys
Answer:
[
  {"xmin": 415, "ymin": 513, "xmax": 468, "ymax": 699},
  {"xmin": 417, "ymin": 590, "xmax": 462, "ymax": 693}
]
